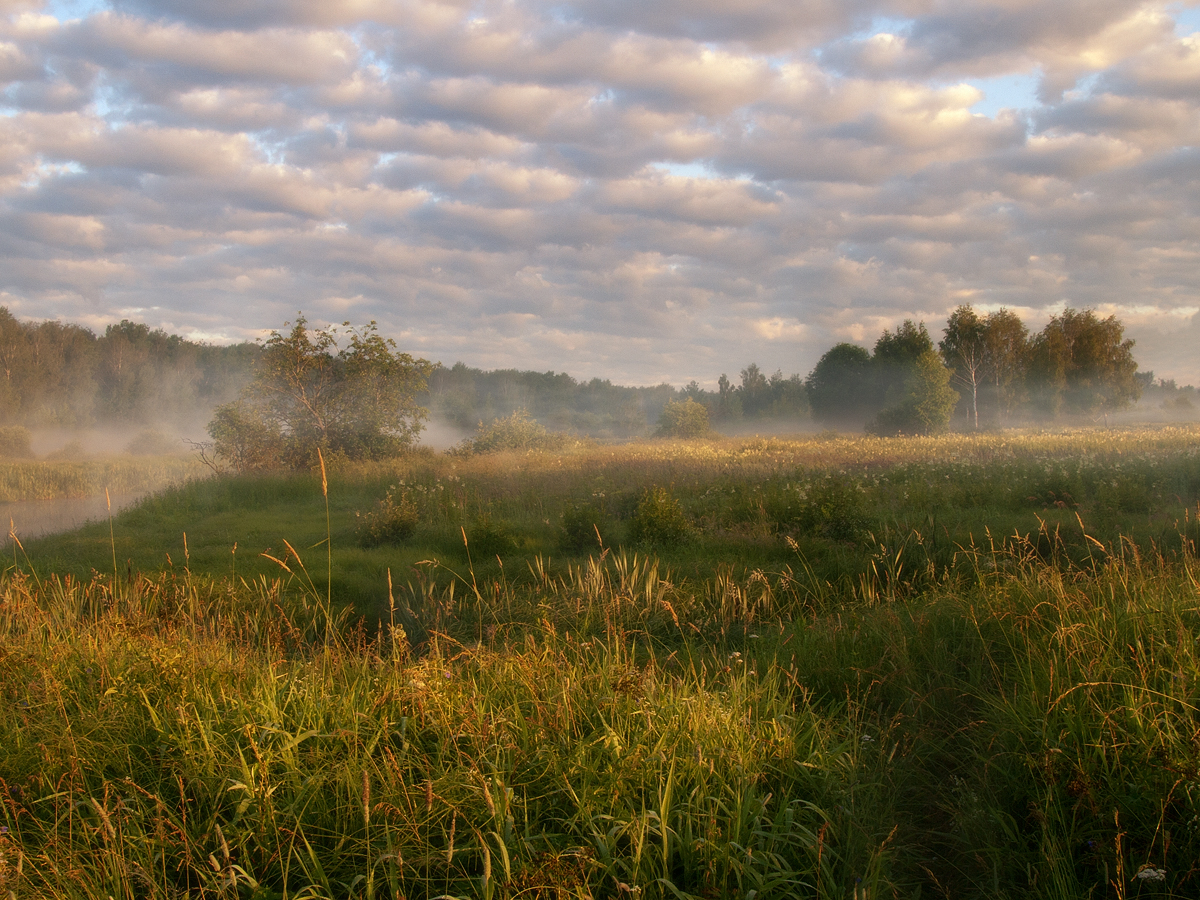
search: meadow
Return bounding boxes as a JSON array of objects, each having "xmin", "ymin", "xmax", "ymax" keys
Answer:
[{"xmin": 2, "ymin": 425, "xmax": 1200, "ymax": 898}]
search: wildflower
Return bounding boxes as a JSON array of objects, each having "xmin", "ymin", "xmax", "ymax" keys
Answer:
[{"xmin": 1134, "ymin": 866, "xmax": 1166, "ymax": 883}]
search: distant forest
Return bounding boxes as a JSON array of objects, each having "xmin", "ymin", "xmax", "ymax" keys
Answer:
[
  {"xmin": 0, "ymin": 306, "xmax": 1194, "ymax": 439},
  {"xmin": 0, "ymin": 309, "xmax": 257, "ymax": 429}
]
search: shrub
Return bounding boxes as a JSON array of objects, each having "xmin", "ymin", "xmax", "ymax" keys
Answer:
[
  {"xmin": 655, "ymin": 397, "xmax": 711, "ymax": 438},
  {"xmin": 628, "ymin": 486, "xmax": 693, "ymax": 548},
  {"xmin": 467, "ymin": 515, "xmax": 519, "ymax": 558},
  {"xmin": 355, "ymin": 487, "xmax": 420, "ymax": 546},
  {"xmin": 768, "ymin": 476, "xmax": 871, "ymax": 541},
  {"xmin": 560, "ymin": 502, "xmax": 612, "ymax": 552},
  {"xmin": 453, "ymin": 409, "xmax": 573, "ymax": 454},
  {"xmin": 0, "ymin": 425, "xmax": 32, "ymax": 458}
]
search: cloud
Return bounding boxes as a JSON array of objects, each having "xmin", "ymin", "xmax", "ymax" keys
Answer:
[{"xmin": 0, "ymin": 0, "xmax": 1196, "ymax": 387}]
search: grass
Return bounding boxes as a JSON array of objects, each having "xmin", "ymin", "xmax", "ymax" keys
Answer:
[
  {"xmin": 2, "ymin": 424, "xmax": 1200, "ymax": 897},
  {"xmin": 0, "ymin": 455, "xmax": 205, "ymax": 502}
]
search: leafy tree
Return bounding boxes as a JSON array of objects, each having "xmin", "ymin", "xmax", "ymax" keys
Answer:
[
  {"xmin": 805, "ymin": 343, "xmax": 875, "ymax": 426},
  {"xmin": 656, "ymin": 397, "xmax": 711, "ymax": 438},
  {"xmin": 874, "ymin": 320, "xmax": 933, "ymax": 406},
  {"xmin": 940, "ymin": 306, "xmax": 987, "ymax": 430},
  {"xmin": 869, "ymin": 350, "xmax": 959, "ymax": 435},
  {"xmin": 1028, "ymin": 308, "xmax": 1140, "ymax": 415},
  {"xmin": 716, "ymin": 372, "xmax": 740, "ymax": 420},
  {"xmin": 739, "ymin": 363, "xmax": 769, "ymax": 417},
  {"xmin": 981, "ymin": 308, "xmax": 1029, "ymax": 424},
  {"xmin": 209, "ymin": 315, "xmax": 434, "ymax": 470}
]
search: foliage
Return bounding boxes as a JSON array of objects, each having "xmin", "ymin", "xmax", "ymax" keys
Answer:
[
  {"xmin": 467, "ymin": 514, "xmax": 520, "ymax": 557},
  {"xmin": 0, "ymin": 306, "xmax": 256, "ymax": 428},
  {"xmin": 1028, "ymin": 307, "xmax": 1141, "ymax": 415},
  {"xmin": 980, "ymin": 307, "xmax": 1030, "ymax": 422},
  {"xmin": 429, "ymin": 363, "xmax": 671, "ymax": 438},
  {"xmin": 805, "ymin": 342, "xmax": 876, "ymax": 425},
  {"xmin": 768, "ymin": 474, "xmax": 872, "ymax": 541},
  {"xmin": 209, "ymin": 315, "xmax": 434, "ymax": 470},
  {"xmin": 869, "ymin": 350, "xmax": 960, "ymax": 435},
  {"xmin": 939, "ymin": 305, "xmax": 987, "ymax": 429},
  {"xmin": 628, "ymin": 485, "xmax": 693, "ymax": 547},
  {"xmin": 559, "ymin": 501, "xmax": 612, "ymax": 552},
  {"xmin": 655, "ymin": 396, "xmax": 711, "ymax": 438},
  {"xmin": 205, "ymin": 399, "xmax": 282, "ymax": 472},
  {"xmin": 124, "ymin": 429, "xmax": 181, "ymax": 456},
  {"xmin": 6, "ymin": 430, "xmax": 1200, "ymax": 897},
  {"xmin": 453, "ymin": 408, "xmax": 575, "ymax": 454},
  {"xmin": 355, "ymin": 485, "xmax": 420, "ymax": 546}
]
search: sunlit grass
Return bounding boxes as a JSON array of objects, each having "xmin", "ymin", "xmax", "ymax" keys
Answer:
[
  {"xmin": 0, "ymin": 454, "xmax": 205, "ymax": 502},
  {"xmin": 2, "ymin": 424, "xmax": 1200, "ymax": 897}
]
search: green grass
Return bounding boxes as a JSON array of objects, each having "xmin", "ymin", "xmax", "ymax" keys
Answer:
[{"xmin": 3, "ymin": 425, "xmax": 1200, "ymax": 898}]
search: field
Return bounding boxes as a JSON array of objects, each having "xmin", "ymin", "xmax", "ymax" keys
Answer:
[{"xmin": 2, "ymin": 426, "xmax": 1200, "ymax": 898}]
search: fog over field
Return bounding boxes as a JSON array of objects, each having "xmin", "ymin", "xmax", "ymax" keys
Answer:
[{"xmin": 1, "ymin": 0, "xmax": 1199, "ymax": 387}]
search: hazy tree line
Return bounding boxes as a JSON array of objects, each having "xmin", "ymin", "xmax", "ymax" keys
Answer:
[
  {"xmin": 426, "ymin": 363, "xmax": 679, "ymax": 439},
  {"xmin": 0, "ymin": 304, "xmax": 1185, "ymax": 463},
  {"xmin": 0, "ymin": 308, "xmax": 257, "ymax": 428},
  {"xmin": 799, "ymin": 306, "xmax": 1143, "ymax": 433}
]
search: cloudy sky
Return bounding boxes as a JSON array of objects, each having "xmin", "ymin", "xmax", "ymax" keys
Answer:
[{"xmin": 2, "ymin": 0, "xmax": 1199, "ymax": 386}]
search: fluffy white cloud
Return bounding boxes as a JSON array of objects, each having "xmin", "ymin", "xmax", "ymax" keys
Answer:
[{"xmin": 0, "ymin": 0, "xmax": 1198, "ymax": 386}]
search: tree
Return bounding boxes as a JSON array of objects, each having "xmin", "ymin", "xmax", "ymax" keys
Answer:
[
  {"xmin": 980, "ymin": 308, "xmax": 1029, "ymax": 424},
  {"xmin": 868, "ymin": 350, "xmax": 959, "ymax": 435},
  {"xmin": 656, "ymin": 397, "xmax": 710, "ymax": 438},
  {"xmin": 940, "ymin": 306, "xmax": 987, "ymax": 430},
  {"xmin": 1027, "ymin": 308, "xmax": 1140, "ymax": 416},
  {"xmin": 208, "ymin": 315, "xmax": 434, "ymax": 470},
  {"xmin": 739, "ymin": 363, "xmax": 769, "ymax": 417},
  {"xmin": 874, "ymin": 320, "xmax": 934, "ymax": 408},
  {"xmin": 805, "ymin": 343, "xmax": 875, "ymax": 425}
]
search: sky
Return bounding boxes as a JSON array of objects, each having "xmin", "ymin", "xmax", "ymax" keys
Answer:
[{"xmin": 2, "ymin": 0, "xmax": 1199, "ymax": 387}]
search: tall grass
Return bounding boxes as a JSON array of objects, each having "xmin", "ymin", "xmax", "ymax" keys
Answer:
[
  {"xmin": 2, "ymin": 516, "xmax": 1199, "ymax": 898},
  {"xmin": 0, "ymin": 455, "xmax": 205, "ymax": 502}
]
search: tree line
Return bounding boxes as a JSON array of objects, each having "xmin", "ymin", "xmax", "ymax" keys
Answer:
[
  {"xmin": 799, "ymin": 306, "xmax": 1142, "ymax": 434},
  {"xmin": 0, "ymin": 308, "xmax": 256, "ymax": 428},
  {"xmin": 0, "ymin": 304, "xmax": 1175, "ymax": 470}
]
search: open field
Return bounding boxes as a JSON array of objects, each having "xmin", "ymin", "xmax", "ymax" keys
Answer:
[{"xmin": 2, "ymin": 426, "xmax": 1200, "ymax": 898}]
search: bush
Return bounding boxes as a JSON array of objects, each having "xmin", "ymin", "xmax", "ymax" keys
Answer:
[
  {"xmin": 453, "ymin": 409, "xmax": 573, "ymax": 455},
  {"xmin": 655, "ymin": 397, "xmax": 711, "ymax": 438},
  {"xmin": 0, "ymin": 425, "xmax": 32, "ymax": 458},
  {"xmin": 560, "ymin": 502, "xmax": 612, "ymax": 552},
  {"xmin": 467, "ymin": 515, "xmax": 519, "ymax": 558},
  {"xmin": 628, "ymin": 486, "xmax": 693, "ymax": 548},
  {"xmin": 768, "ymin": 476, "xmax": 871, "ymax": 542},
  {"xmin": 355, "ymin": 487, "xmax": 420, "ymax": 546}
]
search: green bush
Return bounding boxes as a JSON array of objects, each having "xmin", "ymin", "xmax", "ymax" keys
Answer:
[
  {"xmin": 0, "ymin": 425, "xmax": 32, "ymax": 458},
  {"xmin": 355, "ymin": 487, "xmax": 420, "ymax": 546},
  {"xmin": 768, "ymin": 476, "xmax": 871, "ymax": 541},
  {"xmin": 453, "ymin": 409, "xmax": 573, "ymax": 454},
  {"xmin": 655, "ymin": 397, "xmax": 711, "ymax": 438},
  {"xmin": 560, "ymin": 501, "xmax": 612, "ymax": 552},
  {"xmin": 628, "ymin": 486, "xmax": 693, "ymax": 547},
  {"xmin": 467, "ymin": 515, "xmax": 519, "ymax": 558}
]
